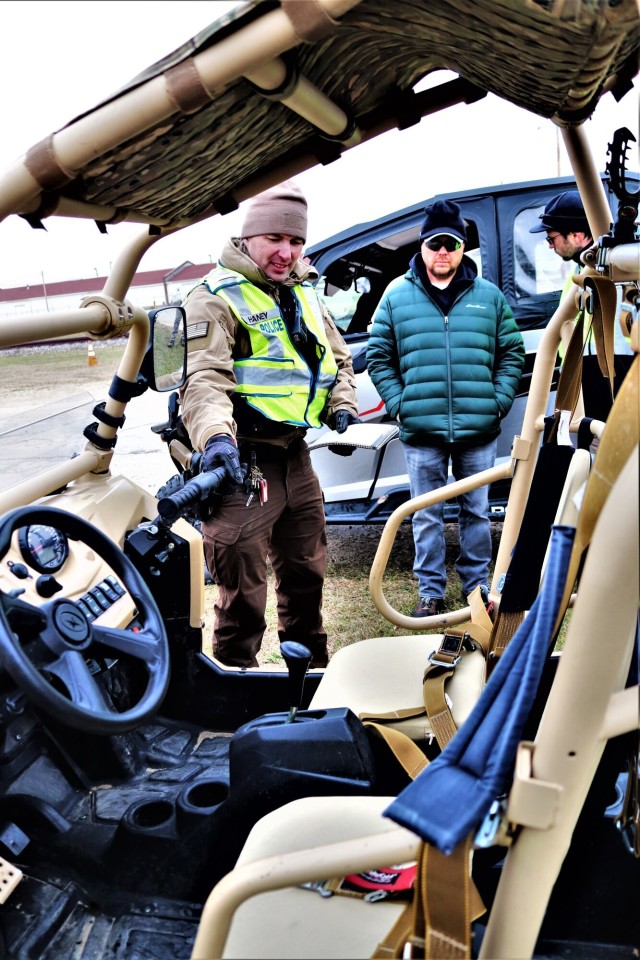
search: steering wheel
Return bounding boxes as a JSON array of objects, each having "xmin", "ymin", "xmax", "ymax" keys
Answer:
[{"xmin": 0, "ymin": 505, "xmax": 170, "ymax": 735}]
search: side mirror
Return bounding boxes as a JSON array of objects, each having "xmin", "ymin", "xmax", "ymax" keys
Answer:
[{"xmin": 143, "ymin": 305, "xmax": 188, "ymax": 392}]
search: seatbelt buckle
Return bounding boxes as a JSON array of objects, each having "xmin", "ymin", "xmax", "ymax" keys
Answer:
[
  {"xmin": 428, "ymin": 632, "xmax": 467, "ymax": 669},
  {"xmin": 474, "ymin": 796, "xmax": 508, "ymax": 848}
]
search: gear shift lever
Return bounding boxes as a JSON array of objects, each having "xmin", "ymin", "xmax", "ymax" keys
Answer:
[{"xmin": 280, "ymin": 641, "xmax": 312, "ymax": 723}]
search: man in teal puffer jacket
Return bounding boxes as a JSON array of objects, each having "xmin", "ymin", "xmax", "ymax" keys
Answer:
[{"xmin": 367, "ymin": 199, "xmax": 525, "ymax": 617}]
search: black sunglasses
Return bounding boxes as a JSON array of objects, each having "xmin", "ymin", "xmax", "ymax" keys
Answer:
[{"xmin": 424, "ymin": 235, "xmax": 462, "ymax": 252}]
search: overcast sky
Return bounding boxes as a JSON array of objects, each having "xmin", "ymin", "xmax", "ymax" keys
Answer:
[{"xmin": 0, "ymin": 0, "xmax": 638, "ymax": 288}]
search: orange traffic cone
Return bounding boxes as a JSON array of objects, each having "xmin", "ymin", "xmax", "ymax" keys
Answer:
[{"xmin": 87, "ymin": 343, "xmax": 98, "ymax": 367}]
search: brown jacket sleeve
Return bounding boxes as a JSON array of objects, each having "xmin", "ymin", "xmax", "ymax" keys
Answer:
[{"xmin": 179, "ymin": 284, "xmax": 239, "ymax": 451}]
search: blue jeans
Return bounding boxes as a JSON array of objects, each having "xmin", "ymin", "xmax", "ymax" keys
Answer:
[{"xmin": 403, "ymin": 439, "xmax": 497, "ymax": 599}]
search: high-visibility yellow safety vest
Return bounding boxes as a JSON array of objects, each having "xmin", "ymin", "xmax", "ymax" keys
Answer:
[{"xmin": 199, "ymin": 267, "xmax": 339, "ymax": 428}]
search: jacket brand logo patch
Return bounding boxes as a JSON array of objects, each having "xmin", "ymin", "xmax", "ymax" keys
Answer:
[{"xmin": 466, "ymin": 304, "xmax": 487, "ymax": 309}]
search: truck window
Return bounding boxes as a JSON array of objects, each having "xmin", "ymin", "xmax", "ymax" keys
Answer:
[
  {"xmin": 319, "ymin": 283, "xmax": 361, "ymax": 331},
  {"xmin": 317, "ymin": 218, "xmax": 483, "ymax": 336},
  {"xmin": 514, "ymin": 204, "xmax": 572, "ymax": 299}
]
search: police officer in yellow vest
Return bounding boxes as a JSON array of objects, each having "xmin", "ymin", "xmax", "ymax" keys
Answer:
[
  {"xmin": 179, "ymin": 181, "xmax": 360, "ymax": 668},
  {"xmin": 530, "ymin": 190, "xmax": 634, "ymax": 422}
]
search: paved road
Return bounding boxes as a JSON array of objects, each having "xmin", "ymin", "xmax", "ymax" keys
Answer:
[{"xmin": 0, "ymin": 379, "xmax": 178, "ymax": 497}]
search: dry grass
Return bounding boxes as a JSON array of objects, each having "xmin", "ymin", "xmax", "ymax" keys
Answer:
[{"xmin": 203, "ymin": 522, "xmax": 505, "ymax": 666}]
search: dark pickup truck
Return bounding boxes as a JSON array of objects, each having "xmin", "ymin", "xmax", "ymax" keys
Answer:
[{"xmin": 306, "ymin": 172, "xmax": 637, "ymax": 523}]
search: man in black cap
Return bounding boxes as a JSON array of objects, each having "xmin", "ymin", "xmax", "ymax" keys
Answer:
[
  {"xmin": 529, "ymin": 189, "xmax": 594, "ymax": 264},
  {"xmin": 367, "ymin": 199, "xmax": 525, "ymax": 618},
  {"xmin": 530, "ymin": 189, "xmax": 634, "ymax": 421}
]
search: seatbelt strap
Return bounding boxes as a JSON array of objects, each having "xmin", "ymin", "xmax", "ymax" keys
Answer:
[
  {"xmin": 357, "ymin": 589, "xmax": 492, "ymax": 730},
  {"xmin": 364, "ymin": 722, "xmax": 429, "ymax": 781},
  {"xmin": 421, "ymin": 586, "xmax": 493, "ymax": 750},
  {"xmin": 551, "ymin": 273, "xmax": 617, "ymax": 432},
  {"xmin": 584, "ymin": 274, "xmax": 617, "ymax": 395},
  {"xmin": 372, "ymin": 836, "xmax": 485, "ymax": 959}
]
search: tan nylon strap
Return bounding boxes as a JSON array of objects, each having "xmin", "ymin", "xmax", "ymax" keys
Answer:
[
  {"xmin": 461, "ymin": 621, "xmax": 492, "ymax": 653},
  {"xmin": 467, "ymin": 586, "xmax": 493, "ymax": 647},
  {"xmin": 281, "ymin": 0, "xmax": 338, "ymax": 41},
  {"xmin": 423, "ymin": 838, "xmax": 482, "ymax": 959},
  {"xmin": 372, "ymin": 902, "xmax": 414, "ymax": 958},
  {"xmin": 423, "ymin": 674, "xmax": 458, "ymax": 750},
  {"xmin": 25, "ymin": 135, "xmax": 74, "ymax": 191},
  {"xmin": 421, "ymin": 585, "xmax": 492, "ymax": 749},
  {"xmin": 555, "ymin": 306, "xmax": 589, "ymax": 418},
  {"xmin": 364, "ymin": 722, "xmax": 429, "ymax": 780},
  {"xmin": 585, "ymin": 274, "xmax": 617, "ymax": 387},
  {"xmin": 487, "ymin": 609, "xmax": 526, "ymax": 664},
  {"xmin": 371, "ymin": 838, "xmax": 485, "ymax": 959},
  {"xmin": 417, "ymin": 837, "xmax": 478, "ymax": 959},
  {"xmin": 429, "ymin": 707, "xmax": 459, "ymax": 751},
  {"xmin": 555, "ymin": 273, "xmax": 618, "ymax": 418},
  {"xmin": 165, "ymin": 58, "xmax": 211, "ymax": 114},
  {"xmin": 359, "ymin": 705, "xmax": 427, "ymax": 724},
  {"xmin": 421, "ymin": 655, "xmax": 462, "ymax": 751}
]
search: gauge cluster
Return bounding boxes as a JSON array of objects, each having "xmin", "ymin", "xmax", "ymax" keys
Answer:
[
  {"xmin": 18, "ymin": 524, "xmax": 69, "ymax": 574},
  {"xmin": 2, "ymin": 520, "xmax": 134, "ymax": 628}
]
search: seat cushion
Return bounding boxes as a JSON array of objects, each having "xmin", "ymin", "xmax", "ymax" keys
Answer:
[
  {"xmin": 223, "ymin": 795, "xmax": 407, "ymax": 959},
  {"xmin": 309, "ymin": 634, "xmax": 486, "ymax": 741}
]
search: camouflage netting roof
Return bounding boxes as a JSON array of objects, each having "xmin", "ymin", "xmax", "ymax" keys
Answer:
[{"xmin": 16, "ymin": 0, "xmax": 640, "ymax": 231}]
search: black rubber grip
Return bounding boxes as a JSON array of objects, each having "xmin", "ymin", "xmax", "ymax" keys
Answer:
[{"xmin": 157, "ymin": 467, "xmax": 227, "ymax": 522}]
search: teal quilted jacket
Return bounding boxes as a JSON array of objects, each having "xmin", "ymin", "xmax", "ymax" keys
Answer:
[{"xmin": 366, "ymin": 263, "xmax": 525, "ymax": 446}]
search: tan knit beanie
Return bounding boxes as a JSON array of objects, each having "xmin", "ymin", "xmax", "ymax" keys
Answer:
[{"xmin": 241, "ymin": 180, "xmax": 308, "ymax": 241}]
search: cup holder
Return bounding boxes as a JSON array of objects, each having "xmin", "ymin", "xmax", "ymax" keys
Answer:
[
  {"xmin": 123, "ymin": 798, "xmax": 176, "ymax": 837},
  {"xmin": 177, "ymin": 779, "xmax": 229, "ymax": 829}
]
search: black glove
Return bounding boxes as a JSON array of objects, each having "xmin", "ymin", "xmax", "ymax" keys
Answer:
[
  {"xmin": 333, "ymin": 410, "xmax": 362, "ymax": 434},
  {"xmin": 202, "ymin": 434, "xmax": 244, "ymax": 486},
  {"xmin": 328, "ymin": 410, "xmax": 362, "ymax": 456}
]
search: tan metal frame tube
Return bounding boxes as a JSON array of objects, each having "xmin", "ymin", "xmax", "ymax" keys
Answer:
[
  {"xmin": 244, "ymin": 58, "xmax": 361, "ymax": 145},
  {"xmin": 0, "ymin": 0, "xmax": 364, "ymax": 223},
  {"xmin": 0, "ymin": 304, "xmax": 150, "ymax": 505},
  {"xmin": 480, "ymin": 446, "xmax": 639, "ymax": 959},
  {"xmin": 0, "ymin": 305, "xmax": 110, "ymax": 349},
  {"xmin": 369, "ymin": 460, "xmax": 513, "ymax": 628}
]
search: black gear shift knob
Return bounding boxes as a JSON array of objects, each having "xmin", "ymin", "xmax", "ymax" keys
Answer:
[{"xmin": 280, "ymin": 641, "xmax": 312, "ymax": 722}]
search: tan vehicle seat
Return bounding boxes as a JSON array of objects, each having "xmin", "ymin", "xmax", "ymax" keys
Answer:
[
  {"xmin": 217, "ymin": 795, "xmax": 407, "ymax": 960},
  {"xmin": 309, "ymin": 632, "xmax": 485, "ymax": 741},
  {"xmin": 308, "ymin": 443, "xmax": 594, "ymax": 743}
]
